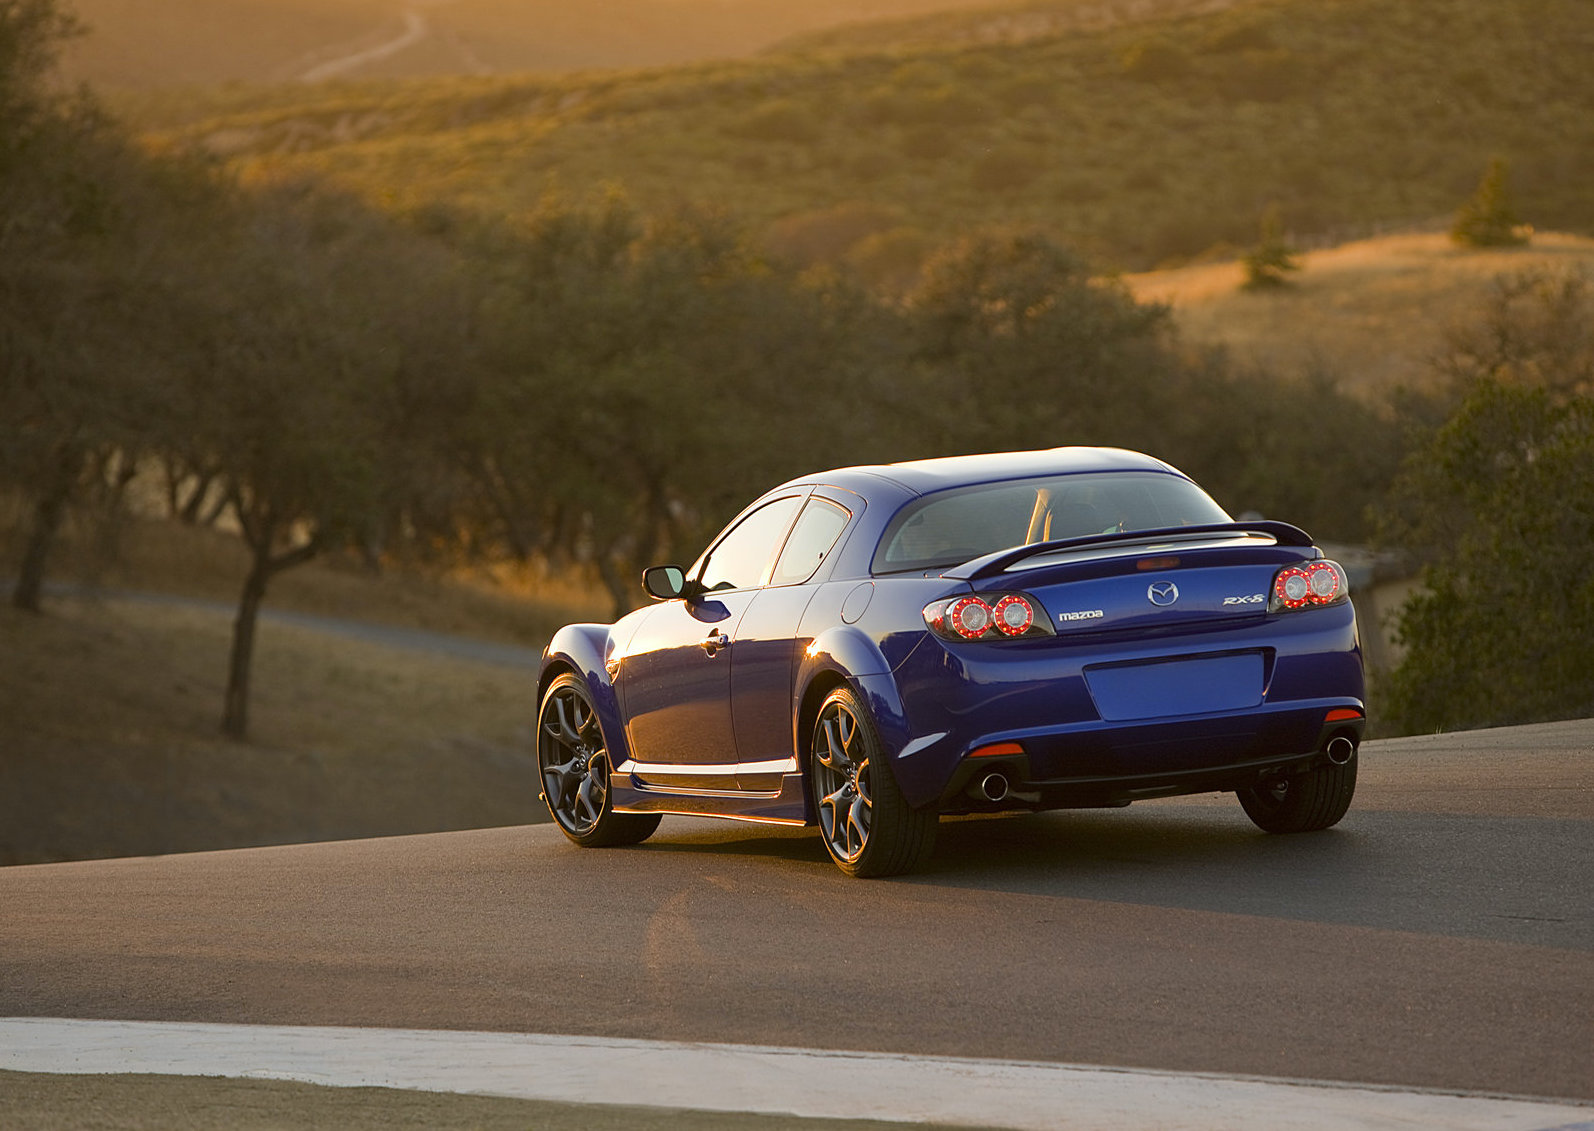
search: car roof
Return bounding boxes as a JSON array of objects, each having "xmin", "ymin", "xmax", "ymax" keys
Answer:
[{"xmin": 786, "ymin": 447, "xmax": 1182, "ymax": 499}]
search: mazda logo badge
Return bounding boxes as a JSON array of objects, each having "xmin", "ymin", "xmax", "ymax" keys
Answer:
[{"xmin": 1147, "ymin": 581, "xmax": 1179, "ymax": 606}]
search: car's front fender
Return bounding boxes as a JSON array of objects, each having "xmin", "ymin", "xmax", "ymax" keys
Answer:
[{"xmin": 539, "ymin": 623, "xmax": 632, "ymax": 767}]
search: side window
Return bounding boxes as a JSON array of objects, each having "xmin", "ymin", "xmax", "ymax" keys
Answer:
[
  {"xmin": 770, "ymin": 498, "xmax": 851, "ymax": 587},
  {"xmin": 698, "ymin": 496, "xmax": 803, "ymax": 592}
]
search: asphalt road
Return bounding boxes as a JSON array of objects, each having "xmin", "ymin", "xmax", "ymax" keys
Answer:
[{"xmin": 2, "ymin": 720, "xmax": 1590, "ymax": 1102}]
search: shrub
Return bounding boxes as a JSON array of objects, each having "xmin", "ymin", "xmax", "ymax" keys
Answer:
[
  {"xmin": 1451, "ymin": 156, "xmax": 1529, "ymax": 247},
  {"xmin": 1241, "ymin": 205, "xmax": 1301, "ymax": 290},
  {"xmin": 1379, "ymin": 269, "xmax": 1594, "ymax": 732}
]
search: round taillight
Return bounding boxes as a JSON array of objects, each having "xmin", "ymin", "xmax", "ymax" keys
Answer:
[
  {"xmin": 948, "ymin": 596, "xmax": 993, "ymax": 639},
  {"xmin": 1307, "ymin": 562, "xmax": 1341, "ymax": 603},
  {"xmin": 991, "ymin": 594, "xmax": 1034, "ymax": 636},
  {"xmin": 1274, "ymin": 567, "xmax": 1311, "ymax": 609}
]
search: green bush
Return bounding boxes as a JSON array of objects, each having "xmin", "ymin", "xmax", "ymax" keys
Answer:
[
  {"xmin": 1379, "ymin": 268, "xmax": 1594, "ymax": 733},
  {"xmin": 1383, "ymin": 383, "xmax": 1594, "ymax": 731}
]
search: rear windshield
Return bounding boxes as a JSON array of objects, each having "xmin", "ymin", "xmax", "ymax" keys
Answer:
[{"xmin": 873, "ymin": 471, "xmax": 1230, "ymax": 574}]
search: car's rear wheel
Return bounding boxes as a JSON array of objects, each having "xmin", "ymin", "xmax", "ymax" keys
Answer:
[
  {"xmin": 1237, "ymin": 753, "xmax": 1357, "ymax": 833},
  {"xmin": 538, "ymin": 673, "xmax": 661, "ymax": 847},
  {"xmin": 811, "ymin": 687, "xmax": 937, "ymax": 877}
]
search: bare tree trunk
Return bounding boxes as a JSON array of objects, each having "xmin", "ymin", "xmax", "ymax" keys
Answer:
[
  {"xmin": 178, "ymin": 469, "xmax": 218, "ymax": 524},
  {"xmin": 222, "ymin": 547, "xmax": 270, "ymax": 740},
  {"xmin": 11, "ymin": 443, "xmax": 82, "ymax": 613},
  {"xmin": 222, "ymin": 507, "xmax": 322, "ymax": 741}
]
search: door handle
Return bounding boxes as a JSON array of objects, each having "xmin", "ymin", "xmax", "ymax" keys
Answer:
[{"xmin": 701, "ymin": 633, "xmax": 730, "ymax": 655}]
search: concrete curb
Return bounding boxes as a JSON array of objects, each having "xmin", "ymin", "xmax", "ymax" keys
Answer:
[{"xmin": 4, "ymin": 1019, "xmax": 1591, "ymax": 1130}]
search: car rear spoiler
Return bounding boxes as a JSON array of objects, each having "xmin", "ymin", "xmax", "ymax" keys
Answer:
[{"xmin": 945, "ymin": 521, "xmax": 1315, "ymax": 581}]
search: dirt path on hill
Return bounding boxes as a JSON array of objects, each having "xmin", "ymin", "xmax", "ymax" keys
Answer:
[{"xmin": 293, "ymin": 1, "xmax": 489, "ymax": 83}]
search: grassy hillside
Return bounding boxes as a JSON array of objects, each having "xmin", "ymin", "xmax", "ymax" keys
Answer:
[
  {"xmin": 0, "ymin": 513, "xmax": 610, "ymax": 865},
  {"xmin": 124, "ymin": 0, "xmax": 1593, "ymax": 273},
  {"xmin": 770, "ymin": 0, "xmax": 1255, "ymax": 55},
  {"xmin": 60, "ymin": 0, "xmax": 1020, "ymax": 88},
  {"xmin": 1127, "ymin": 231, "xmax": 1594, "ymax": 395}
]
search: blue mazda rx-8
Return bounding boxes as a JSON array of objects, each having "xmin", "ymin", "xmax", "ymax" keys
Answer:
[{"xmin": 537, "ymin": 448, "xmax": 1365, "ymax": 876}]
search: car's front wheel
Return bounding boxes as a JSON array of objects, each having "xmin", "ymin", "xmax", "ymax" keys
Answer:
[
  {"xmin": 538, "ymin": 673, "xmax": 661, "ymax": 848},
  {"xmin": 810, "ymin": 686, "xmax": 937, "ymax": 877},
  {"xmin": 1237, "ymin": 752, "xmax": 1357, "ymax": 833}
]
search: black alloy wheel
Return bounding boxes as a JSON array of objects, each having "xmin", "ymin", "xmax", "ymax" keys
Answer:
[
  {"xmin": 811, "ymin": 686, "xmax": 936, "ymax": 877},
  {"xmin": 537, "ymin": 673, "xmax": 661, "ymax": 847}
]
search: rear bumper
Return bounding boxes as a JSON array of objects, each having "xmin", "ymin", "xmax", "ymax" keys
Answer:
[
  {"xmin": 933, "ymin": 705, "xmax": 1365, "ymax": 811},
  {"xmin": 865, "ymin": 603, "xmax": 1364, "ymax": 810}
]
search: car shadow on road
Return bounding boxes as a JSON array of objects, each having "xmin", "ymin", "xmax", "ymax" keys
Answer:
[
  {"xmin": 636, "ymin": 803, "xmax": 1591, "ymax": 949},
  {"xmin": 925, "ymin": 805, "xmax": 1589, "ymax": 948}
]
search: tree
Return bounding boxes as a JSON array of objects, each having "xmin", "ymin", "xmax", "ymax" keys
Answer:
[
  {"xmin": 469, "ymin": 195, "xmax": 906, "ymax": 617},
  {"xmin": 2, "ymin": 0, "xmax": 96, "ymax": 611},
  {"xmin": 1241, "ymin": 204, "xmax": 1300, "ymax": 290},
  {"xmin": 907, "ymin": 228, "xmax": 1401, "ymax": 542},
  {"xmin": 1379, "ymin": 268, "xmax": 1593, "ymax": 732},
  {"xmin": 1451, "ymin": 156, "xmax": 1528, "ymax": 249},
  {"xmin": 1382, "ymin": 383, "xmax": 1593, "ymax": 731},
  {"xmin": 160, "ymin": 181, "xmax": 447, "ymax": 739},
  {"xmin": 0, "ymin": 0, "xmax": 187, "ymax": 611},
  {"xmin": 0, "ymin": 0, "xmax": 78, "ymax": 123},
  {"xmin": 909, "ymin": 228, "xmax": 1174, "ymax": 453}
]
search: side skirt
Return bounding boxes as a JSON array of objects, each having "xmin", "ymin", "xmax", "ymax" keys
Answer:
[{"xmin": 611, "ymin": 765, "xmax": 809, "ymax": 825}]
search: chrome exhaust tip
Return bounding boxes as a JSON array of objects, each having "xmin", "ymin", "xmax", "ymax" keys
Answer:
[
  {"xmin": 1326, "ymin": 736, "xmax": 1356, "ymax": 766},
  {"xmin": 979, "ymin": 772, "xmax": 1010, "ymax": 802}
]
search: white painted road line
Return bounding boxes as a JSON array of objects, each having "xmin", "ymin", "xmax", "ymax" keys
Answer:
[{"xmin": 3, "ymin": 1019, "xmax": 1592, "ymax": 1130}]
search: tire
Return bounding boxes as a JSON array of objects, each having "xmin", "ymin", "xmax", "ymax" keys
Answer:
[
  {"xmin": 810, "ymin": 686, "xmax": 937, "ymax": 877},
  {"xmin": 1237, "ymin": 751, "xmax": 1357, "ymax": 833},
  {"xmin": 537, "ymin": 673, "xmax": 661, "ymax": 848}
]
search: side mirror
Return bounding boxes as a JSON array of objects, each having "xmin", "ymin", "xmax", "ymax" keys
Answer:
[{"xmin": 642, "ymin": 565, "xmax": 688, "ymax": 601}]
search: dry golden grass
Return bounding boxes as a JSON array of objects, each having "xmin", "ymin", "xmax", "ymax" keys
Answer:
[
  {"xmin": 1125, "ymin": 230, "xmax": 1594, "ymax": 395},
  {"xmin": 0, "ymin": 511, "xmax": 617, "ymax": 865}
]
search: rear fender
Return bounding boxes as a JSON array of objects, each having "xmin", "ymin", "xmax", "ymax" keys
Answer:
[{"xmin": 795, "ymin": 626, "xmax": 922, "ymax": 805}]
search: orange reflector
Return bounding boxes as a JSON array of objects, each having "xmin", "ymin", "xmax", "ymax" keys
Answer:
[
  {"xmin": 1325, "ymin": 708, "xmax": 1364, "ymax": 722},
  {"xmin": 1136, "ymin": 556, "xmax": 1181, "ymax": 571},
  {"xmin": 970, "ymin": 742, "xmax": 1024, "ymax": 758}
]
